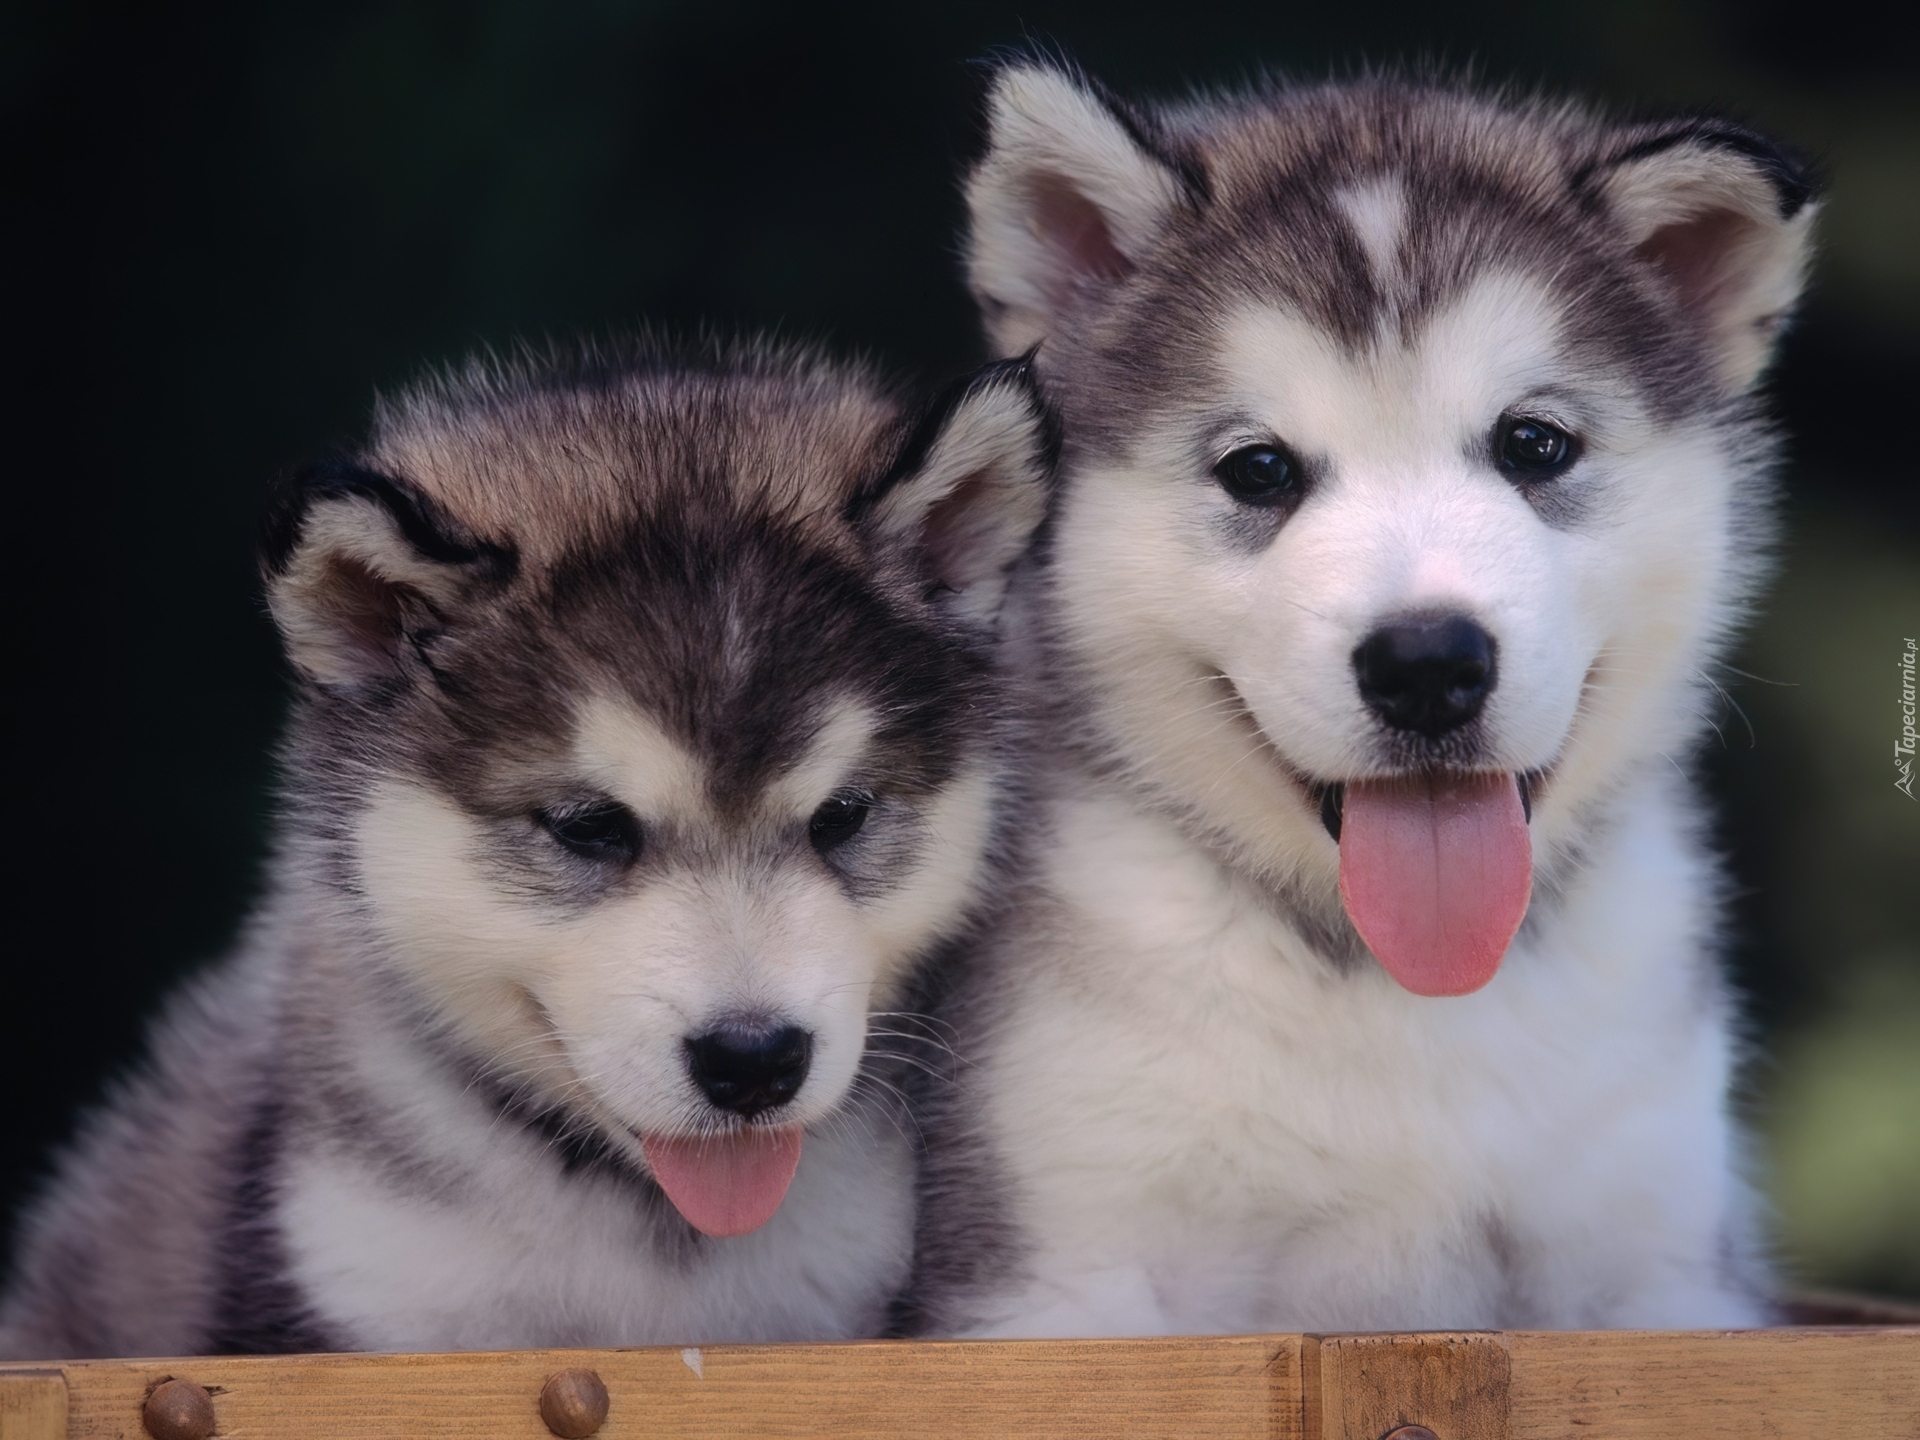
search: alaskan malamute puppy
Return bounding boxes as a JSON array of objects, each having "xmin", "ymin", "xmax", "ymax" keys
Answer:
[
  {"xmin": 905, "ymin": 61, "xmax": 1817, "ymax": 1335},
  {"xmin": 0, "ymin": 340, "xmax": 1049, "ymax": 1358}
]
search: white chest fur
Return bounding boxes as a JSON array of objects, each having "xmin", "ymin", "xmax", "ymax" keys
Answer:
[
  {"xmin": 965, "ymin": 778, "xmax": 1760, "ymax": 1336},
  {"xmin": 277, "ymin": 1042, "xmax": 916, "ymax": 1351}
]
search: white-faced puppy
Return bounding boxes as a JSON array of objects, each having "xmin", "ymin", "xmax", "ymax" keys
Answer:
[
  {"xmin": 905, "ymin": 61, "xmax": 1818, "ymax": 1336},
  {"xmin": 0, "ymin": 340, "xmax": 1049, "ymax": 1358}
]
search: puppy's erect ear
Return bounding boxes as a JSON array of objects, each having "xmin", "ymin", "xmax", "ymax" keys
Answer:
[
  {"xmin": 1587, "ymin": 118, "xmax": 1820, "ymax": 392},
  {"xmin": 261, "ymin": 462, "xmax": 517, "ymax": 687},
  {"xmin": 966, "ymin": 59, "xmax": 1196, "ymax": 356},
  {"xmin": 854, "ymin": 358, "xmax": 1055, "ymax": 626}
]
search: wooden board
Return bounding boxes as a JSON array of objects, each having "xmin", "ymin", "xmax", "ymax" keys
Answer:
[
  {"xmin": 0, "ymin": 1370, "xmax": 67, "ymax": 1440},
  {"xmin": 1509, "ymin": 1329, "xmax": 1920, "ymax": 1440},
  {"xmin": 6, "ymin": 1337, "xmax": 1298, "ymax": 1440},
  {"xmin": 5, "ymin": 1327, "xmax": 1917, "ymax": 1440},
  {"xmin": 1308, "ymin": 1332, "xmax": 1509, "ymax": 1440}
]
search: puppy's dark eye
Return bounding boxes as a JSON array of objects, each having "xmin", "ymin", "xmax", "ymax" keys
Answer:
[
  {"xmin": 809, "ymin": 790, "xmax": 872, "ymax": 853},
  {"xmin": 1212, "ymin": 443, "xmax": 1301, "ymax": 506},
  {"xmin": 1497, "ymin": 417, "xmax": 1579, "ymax": 477},
  {"xmin": 541, "ymin": 802, "xmax": 641, "ymax": 863}
]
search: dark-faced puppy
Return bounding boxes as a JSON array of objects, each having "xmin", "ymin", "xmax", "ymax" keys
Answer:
[{"xmin": 0, "ymin": 340, "xmax": 1049, "ymax": 1357}]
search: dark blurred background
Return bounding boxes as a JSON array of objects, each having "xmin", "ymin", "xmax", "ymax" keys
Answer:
[{"xmin": 6, "ymin": 0, "xmax": 1917, "ymax": 1301}]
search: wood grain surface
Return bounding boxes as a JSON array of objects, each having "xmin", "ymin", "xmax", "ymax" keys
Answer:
[
  {"xmin": 1308, "ymin": 1333, "xmax": 1510, "ymax": 1440},
  {"xmin": 5, "ymin": 1336, "xmax": 1300, "ymax": 1440},
  {"xmin": 1508, "ymin": 1328, "xmax": 1920, "ymax": 1440},
  {"xmin": 4, "ymin": 1326, "xmax": 1916, "ymax": 1440},
  {"xmin": 0, "ymin": 1370, "xmax": 67, "ymax": 1440}
]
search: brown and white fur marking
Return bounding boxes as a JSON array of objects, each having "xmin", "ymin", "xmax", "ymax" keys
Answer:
[
  {"xmin": 905, "ymin": 61, "xmax": 1817, "ymax": 1336},
  {"xmin": 0, "ymin": 340, "xmax": 1050, "ymax": 1357}
]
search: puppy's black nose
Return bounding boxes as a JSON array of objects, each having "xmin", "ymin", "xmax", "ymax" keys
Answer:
[
  {"xmin": 685, "ymin": 1025, "xmax": 813, "ymax": 1118},
  {"xmin": 1353, "ymin": 613, "xmax": 1498, "ymax": 736}
]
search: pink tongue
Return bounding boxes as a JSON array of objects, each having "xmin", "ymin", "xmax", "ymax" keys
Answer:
[
  {"xmin": 1337, "ymin": 772, "xmax": 1532, "ymax": 997},
  {"xmin": 641, "ymin": 1128, "xmax": 803, "ymax": 1237}
]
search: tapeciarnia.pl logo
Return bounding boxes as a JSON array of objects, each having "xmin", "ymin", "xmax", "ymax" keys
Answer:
[{"xmin": 1899, "ymin": 637, "xmax": 1918, "ymax": 800}]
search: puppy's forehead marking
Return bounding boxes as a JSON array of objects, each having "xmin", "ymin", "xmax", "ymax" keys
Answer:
[
  {"xmin": 1415, "ymin": 269, "xmax": 1575, "ymax": 408},
  {"xmin": 572, "ymin": 695, "xmax": 711, "ymax": 822},
  {"xmin": 764, "ymin": 695, "xmax": 880, "ymax": 817},
  {"xmin": 1331, "ymin": 176, "xmax": 1405, "ymax": 287},
  {"xmin": 1216, "ymin": 270, "xmax": 1573, "ymax": 458}
]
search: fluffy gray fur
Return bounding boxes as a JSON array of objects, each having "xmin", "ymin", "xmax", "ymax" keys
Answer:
[
  {"xmin": 1, "ymin": 338, "xmax": 1051, "ymax": 1358},
  {"xmin": 905, "ymin": 60, "xmax": 1817, "ymax": 1337}
]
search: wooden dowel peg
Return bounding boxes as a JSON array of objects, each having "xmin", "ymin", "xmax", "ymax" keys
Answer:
[{"xmin": 539, "ymin": 1368, "xmax": 610, "ymax": 1438}]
